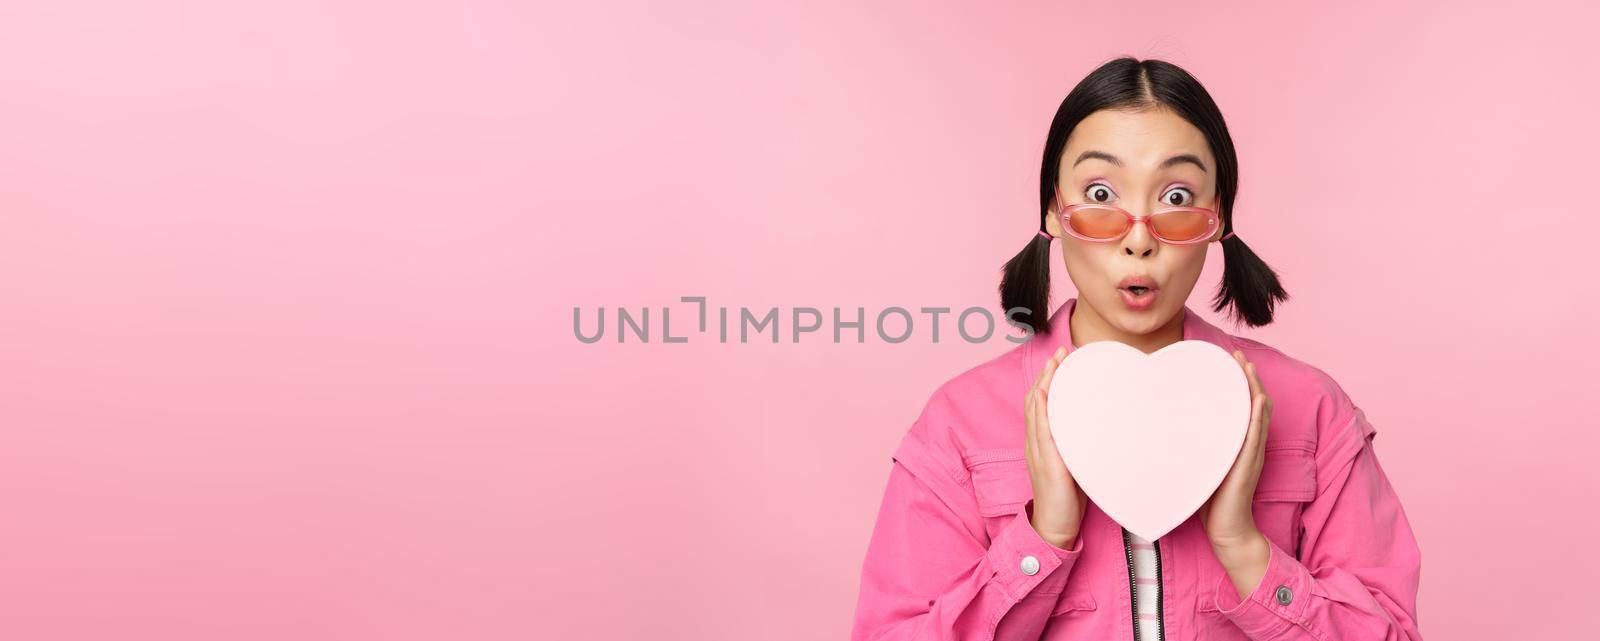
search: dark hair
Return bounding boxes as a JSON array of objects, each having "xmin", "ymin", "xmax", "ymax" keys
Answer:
[{"xmin": 1000, "ymin": 56, "xmax": 1288, "ymax": 335}]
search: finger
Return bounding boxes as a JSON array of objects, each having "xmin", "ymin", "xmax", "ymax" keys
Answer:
[
  {"xmin": 1221, "ymin": 413, "xmax": 1251, "ymax": 487},
  {"xmin": 1249, "ymin": 393, "xmax": 1265, "ymax": 444},
  {"xmin": 1242, "ymin": 395, "xmax": 1269, "ymax": 470},
  {"xmin": 1030, "ymin": 347, "xmax": 1064, "ymax": 438},
  {"xmin": 1024, "ymin": 388, "xmax": 1039, "ymax": 457},
  {"xmin": 1032, "ymin": 385, "xmax": 1054, "ymax": 459},
  {"xmin": 1037, "ymin": 346, "xmax": 1066, "ymax": 399},
  {"xmin": 1248, "ymin": 363, "xmax": 1267, "ymax": 447},
  {"xmin": 1023, "ymin": 379, "xmax": 1042, "ymax": 464},
  {"xmin": 1234, "ymin": 355, "xmax": 1263, "ymax": 446},
  {"xmin": 1031, "ymin": 358, "xmax": 1050, "ymax": 389},
  {"xmin": 1258, "ymin": 394, "xmax": 1272, "ymax": 448},
  {"xmin": 1240, "ymin": 354, "xmax": 1262, "ymax": 399},
  {"xmin": 1038, "ymin": 347, "xmax": 1070, "ymax": 464},
  {"xmin": 1229, "ymin": 355, "xmax": 1254, "ymax": 441},
  {"xmin": 1038, "ymin": 393, "xmax": 1062, "ymax": 461},
  {"xmin": 1220, "ymin": 391, "xmax": 1259, "ymax": 489},
  {"xmin": 1039, "ymin": 346, "xmax": 1066, "ymax": 384}
]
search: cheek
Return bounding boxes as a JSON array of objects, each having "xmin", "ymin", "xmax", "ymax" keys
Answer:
[
  {"xmin": 1169, "ymin": 248, "xmax": 1209, "ymax": 278},
  {"xmin": 1059, "ymin": 244, "xmax": 1110, "ymax": 283},
  {"xmin": 1160, "ymin": 250, "xmax": 1210, "ymax": 293}
]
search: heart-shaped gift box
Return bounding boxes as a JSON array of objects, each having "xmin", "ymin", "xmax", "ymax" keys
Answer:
[{"xmin": 1045, "ymin": 339, "xmax": 1251, "ymax": 541}]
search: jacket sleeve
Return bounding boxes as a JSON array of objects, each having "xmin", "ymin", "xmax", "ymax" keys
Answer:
[
  {"xmin": 850, "ymin": 417, "xmax": 1085, "ymax": 641},
  {"xmin": 1210, "ymin": 392, "xmax": 1424, "ymax": 640}
]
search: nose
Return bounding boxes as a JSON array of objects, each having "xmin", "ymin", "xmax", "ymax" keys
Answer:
[{"xmin": 1120, "ymin": 211, "xmax": 1158, "ymax": 257}]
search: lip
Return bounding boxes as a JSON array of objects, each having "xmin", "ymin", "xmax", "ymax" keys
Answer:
[
  {"xmin": 1117, "ymin": 275, "xmax": 1158, "ymax": 290},
  {"xmin": 1116, "ymin": 275, "xmax": 1159, "ymax": 311}
]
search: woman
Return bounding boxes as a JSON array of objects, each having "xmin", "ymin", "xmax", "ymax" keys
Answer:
[{"xmin": 849, "ymin": 57, "xmax": 1422, "ymax": 641}]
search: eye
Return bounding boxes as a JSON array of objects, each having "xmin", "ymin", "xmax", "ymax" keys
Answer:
[
  {"xmin": 1162, "ymin": 186, "xmax": 1195, "ymax": 207},
  {"xmin": 1084, "ymin": 183, "xmax": 1116, "ymax": 203}
]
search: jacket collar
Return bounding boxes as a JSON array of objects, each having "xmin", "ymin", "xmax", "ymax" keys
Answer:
[{"xmin": 1025, "ymin": 297, "xmax": 1237, "ymax": 375}]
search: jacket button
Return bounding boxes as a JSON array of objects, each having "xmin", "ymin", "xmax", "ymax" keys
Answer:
[
  {"xmin": 1275, "ymin": 586, "xmax": 1293, "ymax": 605},
  {"xmin": 1020, "ymin": 555, "xmax": 1041, "ymax": 576}
]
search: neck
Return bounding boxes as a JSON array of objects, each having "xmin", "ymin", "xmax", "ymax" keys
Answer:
[{"xmin": 1068, "ymin": 298, "xmax": 1186, "ymax": 355}]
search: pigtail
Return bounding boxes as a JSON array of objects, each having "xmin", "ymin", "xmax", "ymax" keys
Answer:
[
  {"xmin": 1212, "ymin": 232, "xmax": 1289, "ymax": 327},
  {"xmin": 999, "ymin": 232, "xmax": 1054, "ymax": 336}
]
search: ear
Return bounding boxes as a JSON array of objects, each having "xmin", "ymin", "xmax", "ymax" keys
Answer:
[{"xmin": 1045, "ymin": 206, "xmax": 1065, "ymax": 238}]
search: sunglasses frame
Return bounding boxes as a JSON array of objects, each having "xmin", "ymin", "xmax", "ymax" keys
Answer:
[{"xmin": 1052, "ymin": 184, "xmax": 1223, "ymax": 246}]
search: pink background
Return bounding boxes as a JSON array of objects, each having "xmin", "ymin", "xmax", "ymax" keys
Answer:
[{"xmin": 1, "ymin": 1, "xmax": 1595, "ymax": 639}]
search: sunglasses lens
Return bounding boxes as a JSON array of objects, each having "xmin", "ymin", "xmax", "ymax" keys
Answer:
[
  {"xmin": 1150, "ymin": 210, "xmax": 1213, "ymax": 242},
  {"xmin": 1067, "ymin": 207, "xmax": 1130, "ymax": 239}
]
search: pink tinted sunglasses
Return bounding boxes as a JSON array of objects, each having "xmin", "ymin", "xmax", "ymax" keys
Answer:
[{"xmin": 1051, "ymin": 184, "xmax": 1226, "ymax": 245}]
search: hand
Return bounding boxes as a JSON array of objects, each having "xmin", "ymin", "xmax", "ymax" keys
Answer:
[
  {"xmin": 1198, "ymin": 350, "xmax": 1273, "ymax": 594},
  {"xmin": 1024, "ymin": 346, "xmax": 1089, "ymax": 549},
  {"xmin": 1198, "ymin": 349, "xmax": 1273, "ymax": 545}
]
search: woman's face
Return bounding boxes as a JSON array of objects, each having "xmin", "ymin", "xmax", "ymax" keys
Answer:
[{"xmin": 1045, "ymin": 106, "xmax": 1225, "ymax": 336}]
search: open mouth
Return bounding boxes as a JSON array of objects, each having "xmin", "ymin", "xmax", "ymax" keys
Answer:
[{"xmin": 1116, "ymin": 278, "xmax": 1159, "ymax": 310}]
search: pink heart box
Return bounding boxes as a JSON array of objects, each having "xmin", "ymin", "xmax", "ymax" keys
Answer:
[{"xmin": 1045, "ymin": 339, "xmax": 1252, "ymax": 541}]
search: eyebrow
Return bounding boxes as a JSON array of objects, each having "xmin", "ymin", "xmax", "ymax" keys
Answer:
[{"xmin": 1073, "ymin": 150, "xmax": 1208, "ymax": 173}]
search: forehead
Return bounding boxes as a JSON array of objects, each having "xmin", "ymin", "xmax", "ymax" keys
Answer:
[{"xmin": 1061, "ymin": 107, "xmax": 1213, "ymax": 172}]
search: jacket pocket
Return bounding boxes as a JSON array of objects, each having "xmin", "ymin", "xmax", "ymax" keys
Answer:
[
  {"xmin": 1252, "ymin": 438, "xmax": 1317, "ymax": 559},
  {"xmin": 965, "ymin": 449, "xmax": 1099, "ymax": 608},
  {"xmin": 1193, "ymin": 440, "xmax": 1318, "ymax": 640},
  {"xmin": 1253, "ymin": 438, "xmax": 1317, "ymax": 501},
  {"xmin": 1050, "ymin": 592, "xmax": 1098, "ymax": 616},
  {"xmin": 962, "ymin": 449, "xmax": 1045, "ymax": 581},
  {"xmin": 964, "ymin": 449, "xmax": 1031, "ymax": 518}
]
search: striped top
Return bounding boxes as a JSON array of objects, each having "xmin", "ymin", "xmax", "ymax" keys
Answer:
[{"xmin": 1129, "ymin": 530, "xmax": 1162, "ymax": 639}]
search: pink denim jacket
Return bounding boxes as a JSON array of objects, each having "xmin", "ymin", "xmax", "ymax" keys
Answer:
[{"xmin": 851, "ymin": 297, "xmax": 1422, "ymax": 641}]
